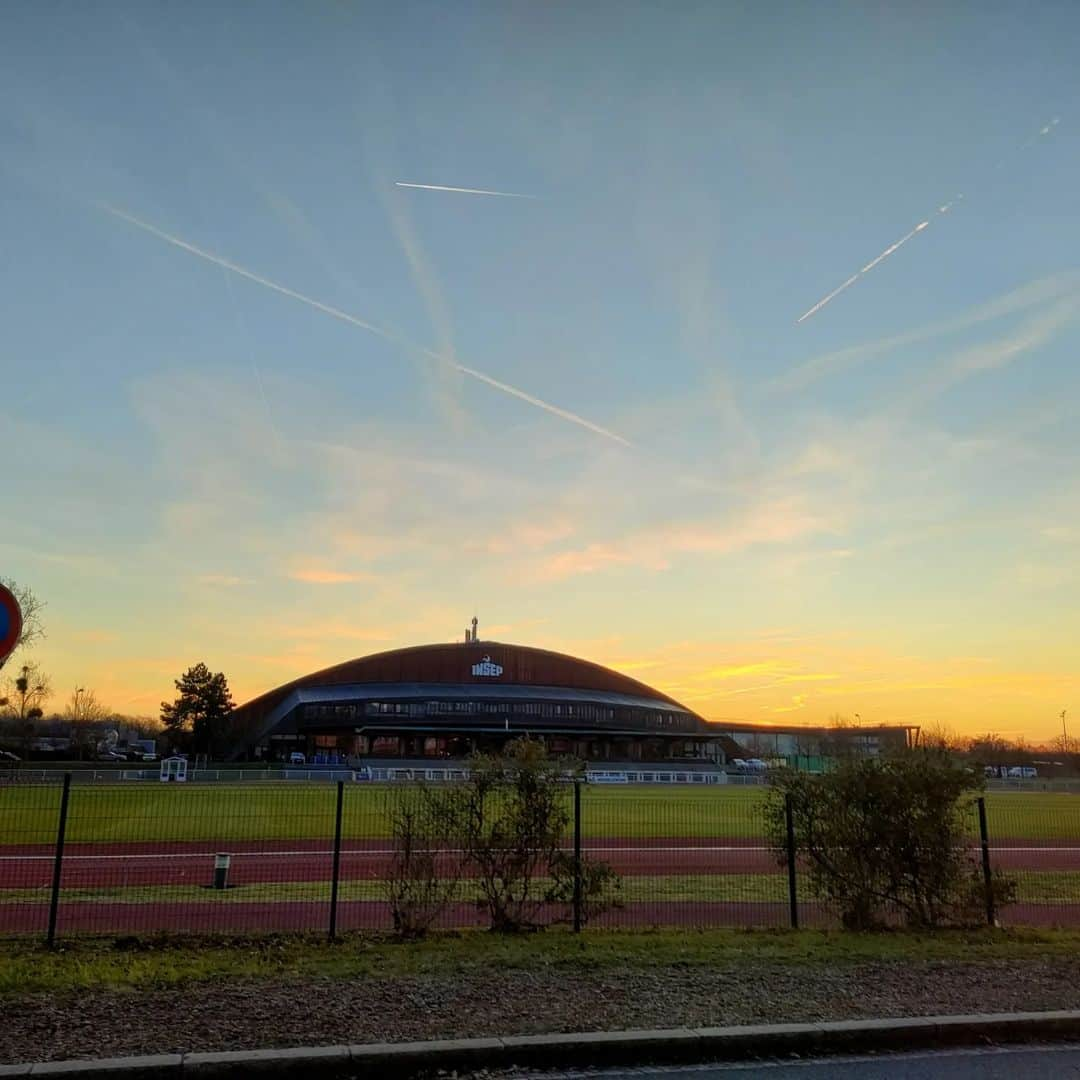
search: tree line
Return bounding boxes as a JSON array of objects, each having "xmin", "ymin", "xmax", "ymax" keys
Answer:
[{"xmin": 1, "ymin": 577, "xmax": 233, "ymax": 760}]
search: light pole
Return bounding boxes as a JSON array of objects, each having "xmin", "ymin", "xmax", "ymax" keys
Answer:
[{"xmin": 1063, "ymin": 710, "xmax": 1070, "ymax": 756}]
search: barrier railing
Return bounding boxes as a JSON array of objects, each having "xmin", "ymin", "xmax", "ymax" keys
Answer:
[{"xmin": 2, "ymin": 779, "xmax": 1077, "ymax": 942}]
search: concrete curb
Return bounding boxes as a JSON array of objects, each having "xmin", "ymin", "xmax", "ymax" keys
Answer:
[{"xmin": 8, "ymin": 1010, "xmax": 1080, "ymax": 1077}]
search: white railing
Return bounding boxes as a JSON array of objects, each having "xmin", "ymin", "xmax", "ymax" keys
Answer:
[{"xmin": 3, "ymin": 764, "xmax": 728, "ymax": 786}]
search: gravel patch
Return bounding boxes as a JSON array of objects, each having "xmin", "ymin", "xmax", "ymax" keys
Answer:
[{"xmin": 5, "ymin": 958, "xmax": 1080, "ymax": 1065}]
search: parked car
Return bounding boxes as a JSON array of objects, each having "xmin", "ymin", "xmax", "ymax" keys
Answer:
[
  {"xmin": 288, "ymin": 751, "xmax": 306, "ymax": 765},
  {"xmin": 1006, "ymin": 765, "xmax": 1038, "ymax": 779}
]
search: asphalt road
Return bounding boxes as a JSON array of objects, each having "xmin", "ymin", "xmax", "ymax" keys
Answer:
[{"xmin": 514, "ymin": 1044, "xmax": 1080, "ymax": 1078}]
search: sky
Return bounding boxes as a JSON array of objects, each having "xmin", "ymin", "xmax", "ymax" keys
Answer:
[{"xmin": 1, "ymin": 2, "xmax": 1078, "ymax": 743}]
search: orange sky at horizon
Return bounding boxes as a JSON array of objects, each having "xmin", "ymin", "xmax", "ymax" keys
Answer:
[{"xmin": 20, "ymin": 608, "xmax": 1077, "ymax": 747}]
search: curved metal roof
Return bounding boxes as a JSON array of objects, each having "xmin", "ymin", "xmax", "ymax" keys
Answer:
[{"xmin": 227, "ymin": 641, "xmax": 702, "ymax": 751}]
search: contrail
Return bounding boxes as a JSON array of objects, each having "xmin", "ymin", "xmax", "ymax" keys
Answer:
[
  {"xmin": 395, "ymin": 181, "xmax": 536, "ymax": 199},
  {"xmin": 100, "ymin": 204, "xmax": 628, "ymax": 445},
  {"xmin": 795, "ymin": 274, "xmax": 860, "ymax": 325},
  {"xmin": 858, "ymin": 221, "xmax": 928, "ymax": 275},
  {"xmin": 796, "ymin": 216, "xmax": 939, "ymax": 325},
  {"xmin": 796, "ymin": 118, "xmax": 1060, "ymax": 325}
]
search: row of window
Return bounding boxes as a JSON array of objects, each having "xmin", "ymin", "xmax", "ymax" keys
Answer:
[{"xmin": 299, "ymin": 700, "xmax": 696, "ymax": 730}]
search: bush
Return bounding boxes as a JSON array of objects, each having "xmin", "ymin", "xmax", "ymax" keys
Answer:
[
  {"xmin": 383, "ymin": 784, "xmax": 466, "ymax": 938},
  {"xmin": 455, "ymin": 738, "xmax": 617, "ymax": 933},
  {"xmin": 766, "ymin": 749, "xmax": 1016, "ymax": 929},
  {"xmin": 548, "ymin": 847, "xmax": 623, "ymax": 926},
  {"xmin": 382, "ymin": 738, "xmax": 621, "ymax": 934}
]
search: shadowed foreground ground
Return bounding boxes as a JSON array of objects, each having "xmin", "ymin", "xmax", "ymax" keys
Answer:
[{"xmin": 4, "ymin": 930, "xmax": 1080, "ymax": 1065}]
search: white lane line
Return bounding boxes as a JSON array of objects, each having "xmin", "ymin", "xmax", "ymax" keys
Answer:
[{"xmin": 0, "ymin": 845, "xmax": 1077, "ymax": 861}]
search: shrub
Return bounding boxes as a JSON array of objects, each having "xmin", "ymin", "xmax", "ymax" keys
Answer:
[
  {"xmin": 382, "ymin": 738, "xmax": 621, "ymax": 934},
  {"xmin": 449, "ymin": 738, "xmax": 575, "ymax": 931},
  {"xmin": 766, "ymin": 748, "xmax": 1016, "ymax": 929},
  {"xmin": 383, "ymin": 784, "xmax": 465, "ymax": 939}
]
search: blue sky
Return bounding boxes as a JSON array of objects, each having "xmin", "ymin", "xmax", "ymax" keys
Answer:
[{"xmin": 2, "ymin": 2, "xmax": 1078, "ymax": 738}]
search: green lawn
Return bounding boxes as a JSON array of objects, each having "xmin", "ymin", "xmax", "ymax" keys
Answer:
[
  {"xmin": 4, "ymin": 926, "xmax": 1080, "ymax": 997},
  {"xmin": 1, "ymin": 782, "xmax": 1078, "ymax": 845},
  {"xmin": 3, "ymin": 871, "xmax": 1077, "ymax": 907}
]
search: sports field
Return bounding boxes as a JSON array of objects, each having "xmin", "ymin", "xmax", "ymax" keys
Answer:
[
  {"xmin": 1, "ymin": 782, "xmax": 1078, "ymax": 936},
  {"xmin": 2, "ymin": 782, "xmax": 1077, "ymax": 844}
]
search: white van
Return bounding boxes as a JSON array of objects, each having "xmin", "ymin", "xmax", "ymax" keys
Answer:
[{"xmin": 1006, "ymin": 765, "xmax": 1037, "ymax": 779}]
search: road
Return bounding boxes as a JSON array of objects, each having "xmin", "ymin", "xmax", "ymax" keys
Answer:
[{"xmin": 509, "ymin": 1044, "xmax": 1080, "ymax": 1078}]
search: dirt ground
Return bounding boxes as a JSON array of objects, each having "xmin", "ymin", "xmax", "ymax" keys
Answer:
[{"xmin": 7, "ymin": 955, "xmax": 1080, "ymax": 1065}]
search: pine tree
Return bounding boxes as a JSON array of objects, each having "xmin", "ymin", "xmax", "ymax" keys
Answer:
[{"xmin": 160, "ymin": 663, "xmax": 235, "ymax": 756}]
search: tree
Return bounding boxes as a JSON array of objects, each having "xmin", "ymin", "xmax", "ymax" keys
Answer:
[
  {"xmin": 64, "ymin": 687, "xmax": 112, "ymax": 758},
  {"xmin": 0, "ymin": 662, "xmax": 51, "ymax": 723},
  {"xmin": 966, "ymin": 733, "xmax": 1014, "ymax": 767},
  {"xmin": 160, "ymin": 663, "xmax": 235, "ymax": 756},
  {"xmin": 1050, "ymin": 734, "xmax": 1076, "ymax": 758},
  {"xmin": 0, "ymin": 662, "xmax": 51, "ymax": 759},
  {"xmin": 919, "ymin": 721, "xmax": 964, "ymax": 753},
  {"xmin": 417, "ymin": 737, "xmax": 621, "ymax": 933},
  {"xmin": 0, "ymin": 578, "xmax": 45, "ymax": 670},
  {"xmin": 766, "ymin": 748, "xmax": 1016, "ymax": 929}
]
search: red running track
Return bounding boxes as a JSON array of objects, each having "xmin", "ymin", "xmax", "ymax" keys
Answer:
[
  {"xmin": 3, "ymin": 899, "xmax": 1079, "ymax": 937},
  {"xmin": 3, "ymin": 838, "xmax": 1080, "ymax": 937},
  {"xmin": 2, "ymin": 839, "xmax": 1077, "ymax": 890}
]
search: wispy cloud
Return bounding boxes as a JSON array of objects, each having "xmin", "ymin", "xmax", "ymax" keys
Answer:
[
  {"xmin": 288, "ymin": 567, "xmax": 377, "ymax": 585},
  {"xmin": 535, "ymin": 497, "xmax": 834, "ymax": 581},
  {"xmin": 773, "ymin": 272, "xmax": 1080, "ymax": 394},
  {"xmin": 901, "ymin": 294, "xmax": 1080, "ymax": 407},
  {"xmin": 196, "ymin": 574, "xmax": 254, "ymax": 587}
]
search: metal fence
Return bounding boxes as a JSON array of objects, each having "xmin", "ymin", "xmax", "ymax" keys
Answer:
[{"xmin": 2, "ymin": 777, "xmax": 1079, "ymax": 942}]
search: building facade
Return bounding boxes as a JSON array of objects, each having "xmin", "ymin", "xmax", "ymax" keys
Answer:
[{"xmin": 225, "ymin": 637, "xmax": 726, "ymax": 764}]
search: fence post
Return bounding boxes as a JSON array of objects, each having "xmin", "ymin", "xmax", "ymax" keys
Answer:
[
  {"xmin": 573, "ymin": 780, "xmax": 583, "ymax": 933},
  {"xmin": 784, "ymin": 792, "xmax": 799, "ymax": 930},
  {"xmin": 47, "ymin": 773, "xmax": 72, "ymax": 948},
  {"xmin": 329, "ymin": 780, "xmax": 345, "ymax": 940},
  {"xmin": 977, "ymin": 796, "xmax": 995, "ymax": 927}
]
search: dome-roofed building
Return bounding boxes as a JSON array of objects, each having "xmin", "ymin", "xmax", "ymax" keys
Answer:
[{"xmin": 227, "ymin": 620, "xmax": 724, "ymax": 765}]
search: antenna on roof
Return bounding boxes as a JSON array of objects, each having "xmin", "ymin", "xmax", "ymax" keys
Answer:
[{"xmin": 471, "ymin": 615, "xmax": 479, "ymax": 643}]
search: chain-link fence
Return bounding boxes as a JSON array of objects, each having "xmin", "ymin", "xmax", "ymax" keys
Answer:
[{"xmin": 1, "ymin": 778, "xmax": 1078, "ymax": 942}]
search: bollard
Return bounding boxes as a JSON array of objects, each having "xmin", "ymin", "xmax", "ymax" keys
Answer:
[{"xmin": 213, "ymin": 853, "xmax": 231, "ymax": 890}]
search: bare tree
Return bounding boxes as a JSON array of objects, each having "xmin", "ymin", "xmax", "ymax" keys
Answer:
[
  {"xmin": 0, "ymin": 578, "xmax": 45, "ymax": 669},
  {"xmin": 920, "ymin": 721, "xmax": 964, "ymax": 752},
  {"xmin": 0, "ymin": 662, "xmax": 51, "ymax": 758},
  {"xmin": 1050, "ymin": 733, "xmax": 1076, "ymax": 758},
  {"xmin": 64, "ymin": 687, "xmax": 111, "ymax": 758},
  {"xmin": 0, "ymin": 662, "xmax": 51, "ymax": 722},
  {"xmin": 966, "ymin": 733, "xmax": 1013, "ymax": 766}
]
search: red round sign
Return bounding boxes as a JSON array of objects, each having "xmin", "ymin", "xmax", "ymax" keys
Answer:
[{"xmin": 0, "ymin": 583, "xmax": 23, "ymax": 667}]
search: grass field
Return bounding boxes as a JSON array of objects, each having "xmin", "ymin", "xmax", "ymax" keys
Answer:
[
  {"xmin": 1, "ymin": 782, "xmax": 1078, "ymax": 845},
  {"xmin": 3, "ymin": 871, "xmax": 1079, "ymax": 906},
  {"xmin": 4, "ymin": 926, "xmax": 1080, "ymax": 997}
]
